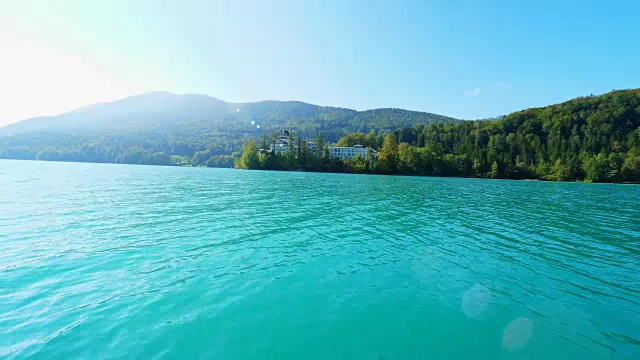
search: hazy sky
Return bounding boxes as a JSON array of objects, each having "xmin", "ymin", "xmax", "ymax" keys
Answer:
[{"xmin": 1, "ymin": 0, "xmax": 639, "ymax": 125}]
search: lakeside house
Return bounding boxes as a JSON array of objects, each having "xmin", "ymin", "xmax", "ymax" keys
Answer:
[
  {"xmin": 269, "ymin": 130, "xmax": 316, "ymax": 154},
  {"xmin": 306, "ymin": 141, "xmax": 317, "ymax": 153},
  {"xmin": 268, "ymin": 129, "xmax": 376, "ymax": 160},
  {"xmin": 328, "ymin": 145, "xmax": 377, "ymax": 160},
  {"xmin": 270, "ymin": 129, "xmax": 291, "ymax": 155}
]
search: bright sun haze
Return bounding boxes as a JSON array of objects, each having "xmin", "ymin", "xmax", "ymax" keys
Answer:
[{"xmin": 1, "ymin": 0, "xmax": 639, "ymax": 124}]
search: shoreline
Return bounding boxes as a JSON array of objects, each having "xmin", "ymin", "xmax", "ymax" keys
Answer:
[{"xmin": 5, "ymin": 158, "xmax": 637, "ymax": 185}]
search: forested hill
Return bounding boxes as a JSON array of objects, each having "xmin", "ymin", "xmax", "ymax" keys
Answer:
[
  {"xmin": 0, "ymin": 92, "xmax": 457, "ymax": 166},
  {"xmin": 389, "ymin": 88, "xmax": 640, "ymax": 182},
  {"xmin": 237, "ymin": 89, "xmax": 640, "ymax": 183}
]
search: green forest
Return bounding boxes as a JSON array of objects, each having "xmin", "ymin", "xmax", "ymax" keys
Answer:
[
  {"xmin": 0, "ymin": 130, "xmax": 245, "ymax": 168},
  {"xmin": 236, "ymin": 89, "xmax": 640, "ymax": 183},
  {"xmin": 2, "ymin": 89, "xmax": 639, "ymax": 182},
  {"xmin": 0, "ymin": 92, "xmax": 455, "ymax": 167}
]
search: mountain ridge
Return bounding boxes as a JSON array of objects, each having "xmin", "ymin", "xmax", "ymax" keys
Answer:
[
  {"xmin": 2, "ymin": 89, "xmax": 637, "ymax": 174},
  {"xmin": 1, "ymin": 92, "xmax": 458, "ymax": 135}
]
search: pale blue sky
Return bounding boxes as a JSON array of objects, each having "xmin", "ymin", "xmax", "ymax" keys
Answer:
[{"xmin": 1, "ymin": 0, "xmax": 639, "ymax": 125}]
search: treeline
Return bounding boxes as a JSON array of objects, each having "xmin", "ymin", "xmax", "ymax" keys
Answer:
[
  {"xmin": 237, "ymin": 89, "xmax": 640, "ymax": 183},
  {"xmin": 1, "ymin": 92, "xmax": 457, "ymax": 168},
  {"xmin": 0, "ymin": 124, "xmax": 377, "ymax": 168},
  {"xmin": 0, "ymin": 130, "xmax": 243, "ymax": 167},
  {"xmin": 235, "ymin": 134, "xmax": 377, "ymax": 173}
]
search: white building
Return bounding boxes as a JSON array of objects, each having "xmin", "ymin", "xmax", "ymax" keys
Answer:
[
  {"xmin": 270, "ymin": 129, "xmax": 319, "ymax": 156},
  {"xmin": 270, "ymin": 129, "xmax": 291, "ymax": 155},
  {"xmin": 328, "ymin": 145, "xmax": 377, "ymax": 160},
  {"xmin": 306, "ymin": 141, "xmax": 317, "ymax": 153},
  {"xmin": 271, "ymin": 141, "xmax": 289, "ymax": 155}
]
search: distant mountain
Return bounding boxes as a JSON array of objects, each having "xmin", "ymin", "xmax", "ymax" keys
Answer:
[
  {"xmin": 1, "ymin": 92, "xmax": 231, "ymax": 134},
  {"xmin": 2, "ymin": 89, "xmax": 638, "ymax": 179},
  {"xmin": 1, "ymin": 92, "xmax": 457, "ymax": 135},
  {"xmin": 0, "ymin": 92, "xmax": 458, "ymax": 167}
]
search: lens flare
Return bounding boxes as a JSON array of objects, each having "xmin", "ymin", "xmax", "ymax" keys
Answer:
[
  {"xmin": 503, "ymin": 317, "xmax": 532, "ymax": 351},
  {"xmin": 461, "ymin": 284, "xmax": 491, "ymax": 318}
]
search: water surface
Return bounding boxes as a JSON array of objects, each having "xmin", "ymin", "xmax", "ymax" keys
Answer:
[{"xmin": 1, "ymin": 160, "xmax": 639, "ymax": 359}]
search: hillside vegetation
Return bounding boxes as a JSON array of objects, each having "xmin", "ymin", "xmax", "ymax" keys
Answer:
[
  {"xmin": 237, "ymin": 89, "xmax": 640, "ymax": 183},
  {"xmin": 0, "ymin": 92, "xmax": 456, "ymax": 166}
]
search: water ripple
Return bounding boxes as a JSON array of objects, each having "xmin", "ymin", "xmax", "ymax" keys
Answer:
[{"xmin": 0, "ymin": 160, "xmax": 639, "ymax": 359}]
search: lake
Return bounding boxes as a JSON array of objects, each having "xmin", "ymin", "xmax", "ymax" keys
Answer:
[{"xmin": 1, "ymin": 160, "xmax": 639, "ymax": 359}]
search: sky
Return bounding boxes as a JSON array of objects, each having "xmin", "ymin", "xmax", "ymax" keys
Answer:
[{"xmin": 1, "ymin": 0, "xmax": 639, "ymax": 125}]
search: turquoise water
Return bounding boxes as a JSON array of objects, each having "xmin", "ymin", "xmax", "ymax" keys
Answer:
[{"xmin": 1, "ymin": 160, "xmax": 639, "ymax": 359}]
